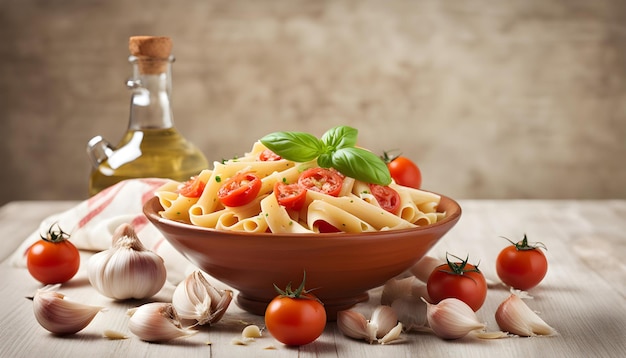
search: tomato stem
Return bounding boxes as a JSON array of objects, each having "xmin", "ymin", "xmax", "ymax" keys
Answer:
[
  {"xmin": 440, "ymin": 252, "xmax": 482, "ymax": 275},
  {"xmin": 381, "ymin": 149, "xmax": 402, "ymax": 164},
  {"xmin": 41, "ymin": 222, "xmax": 71, "ymax": 243},
  {"xmin": 273, "ymin": 271, "xmax": 322, "ymax": 303},
  {"xmin": 501, "ymin": 234, "xmax": 547, "ymax": 251}
]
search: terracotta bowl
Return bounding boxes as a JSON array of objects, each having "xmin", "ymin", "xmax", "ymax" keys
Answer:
[{"xmin": 143, "ymin": 194, "xmax": 461, "ymax": 320}]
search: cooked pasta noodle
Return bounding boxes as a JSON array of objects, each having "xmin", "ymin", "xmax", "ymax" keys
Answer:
[{"xmin": 155, "ymin": 141, "xmax": 444, "ymax": 233}]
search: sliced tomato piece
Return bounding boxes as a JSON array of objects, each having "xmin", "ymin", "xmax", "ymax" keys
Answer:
[
  {"xmin": 178, "ymin": 176, "xmax": 206, "ymax": 198},
  {"xmin": 259, "ymin": 149, "xmax": 282, "ymax": 161},
  {"xmin": 217, "ymin": 172, "xmax": 262, "ymax": 207},
  {"xmin": 274, "ymin": 182, "xmax": 307, "ymax": 210},
  {"xmin": 298, "ymin": 167, "xmax": 344, "ymax": 197},
  {"xmin": 369, "ymin": 184, "xmax": 401, "ymax": 214}
]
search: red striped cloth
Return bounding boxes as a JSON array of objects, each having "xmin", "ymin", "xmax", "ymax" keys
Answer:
[{"xmin": 9, "ymin": 178, "xmax": 195, "ymax": 284}]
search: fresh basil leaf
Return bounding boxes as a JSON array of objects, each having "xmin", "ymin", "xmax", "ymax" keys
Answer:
[
  {"xmin": 331, "ymin": 147, "xmax": 392, "ymax": 185},
  {"xmin": 321, "ymin": 126, "xmax": 358, "ymax": 150},
  {"xmin": 260, "ymin": 131, "xmax": 324, "ymax": 162},
  {"xmin": 317, "ymin": 152, "xmax": 334, "ymax": 169}
]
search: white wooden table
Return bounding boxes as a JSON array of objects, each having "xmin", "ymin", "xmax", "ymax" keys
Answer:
[{"xmin": 1, "ymin": 200, "xmax": 625, "ymax": 357}]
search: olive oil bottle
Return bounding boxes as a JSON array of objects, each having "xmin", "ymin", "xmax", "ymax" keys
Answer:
[{"xmin": 87, "ymin": 36, "xmax": 208, "ymax": 196}]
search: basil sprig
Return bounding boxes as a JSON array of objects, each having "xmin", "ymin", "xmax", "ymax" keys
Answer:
[{"xmin": 260, "ymin": 126, "xmax": 392, "ymax": 185}]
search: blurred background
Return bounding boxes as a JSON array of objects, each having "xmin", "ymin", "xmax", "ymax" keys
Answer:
[{"xmin": 1, "ymin": 0, "xmax": 625, "ymax": 205}]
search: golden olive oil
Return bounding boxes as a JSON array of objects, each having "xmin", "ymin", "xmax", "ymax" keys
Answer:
[{"xmin": 88, "ymin": 128, "xmax": 208, "ymax": 196}]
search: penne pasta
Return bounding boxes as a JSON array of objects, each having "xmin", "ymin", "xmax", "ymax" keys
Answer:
[{"xmin": 155, "ymin": 141, "xmax": 443, "ymax": 233}]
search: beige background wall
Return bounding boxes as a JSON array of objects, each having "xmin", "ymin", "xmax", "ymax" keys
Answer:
[{"xmin": 1, "ymin": 0, "xmax": 625, "ymax": 205}]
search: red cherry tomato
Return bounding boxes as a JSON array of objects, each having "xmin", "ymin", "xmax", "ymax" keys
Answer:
[
  {"xmin": 298, "ymin": 168, "xmax": 344, "ymax": 197},
  {"xmin": 274, "ymin": 182, "xmax": 307, "ymax": 210},
  {"xmin": 369, "ymin": 184, "xmax": 401, "ymax": 214},
  {"xmin": 496, "ymin": 235, "xmax": 548, "ymax": 291},
  {"xmin": 265, "ymin": 274, "xmax": 326, "ymax": 346},
  {"xmin": 382, "ymin": 152, "xmax": 422, "ymax": 189},
  {"xmin": 259, "ymin": 149, "xmax": 282, "ymax": 161},
  {"xmin": 178, "ymin": 176, "xmax": 206, "ymax": 198},
  {"xmin": 426, "ymin": 254, "xmax": 487, "ymax": 312},
  {"xmin": 26, "ymin": 223, "xmax": 80, "ymax": 284},
  {"xmin": 217, "ymin": 172, "xmax": 262, "ymax": 207}
]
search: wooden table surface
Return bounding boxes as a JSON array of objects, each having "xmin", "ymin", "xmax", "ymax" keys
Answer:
[{"xmin": 1, "ymin": 200, "xmax": 625, "ymax": 357}]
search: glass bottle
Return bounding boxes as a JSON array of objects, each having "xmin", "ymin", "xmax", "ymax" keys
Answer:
[{"xmin": 87, "ymin": 36, "xmax": 208, "ymax": 196}]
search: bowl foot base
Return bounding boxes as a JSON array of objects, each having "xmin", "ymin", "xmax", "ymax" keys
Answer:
[{"xmin": 236, "ymin": 292, "xmax": 370, "ymax": 321}]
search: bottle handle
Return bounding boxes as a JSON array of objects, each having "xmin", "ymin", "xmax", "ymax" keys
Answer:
[{"xmin": 86, "ymin": 136, "xmax": 115, "ymax": 168}]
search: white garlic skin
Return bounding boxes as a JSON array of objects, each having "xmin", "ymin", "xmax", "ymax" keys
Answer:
[
  {"xmin": 495, "ymin": 294, "xmax": 556, "ymax": 337},
  {"xmin": 127, "ymin": 302, "xmax": 196, "ymax": 342},
  {"xmin": 32, "ymin": 289, "xmax": 104, "ymax": 335},
  {"xmin": 88, "ymin": 223, "xmax": 166, "ymax": 300},
  {"xmin": 424, "ymin": 297, "xmax": 486, "ymax": 340},
  {"xmin": 171, "ymin": 270, "xmax": 233, "ymax": 325}
]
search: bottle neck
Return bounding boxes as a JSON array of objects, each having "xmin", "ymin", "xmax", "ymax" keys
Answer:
[{"xmin": 127, "ymin": 55, "xmax": 176, "ymax": 130}]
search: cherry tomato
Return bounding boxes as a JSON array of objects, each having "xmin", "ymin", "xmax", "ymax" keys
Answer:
[
  {"xmin": 26, "ymin": 223, "xmax": 80, "ymax": 284},
  {"xmin": 382, "ymin": 151, "xmax": 422, "ymax": 189},
  {"xmin": 178, "ymin": 176, "xmax": 206, "ymax": 198},
  {"xmin": 217, "ymin": 172, "xmax": 262, "ymax": 207},
  {"xmin": 274, "ymin": 182, "xmax": 307, "ymax": 210},
  {"xmin": 259, "ymin": 149, "xmax": 282, "ymax": 161},
  {"xmin": 427, "ymin": 254, "xmax": 487, "ymax": 312},
  {"xmin": 265, "ymin": 274, "xmax": 326, "ymax": 346},
  {"xmin": 369, "ymin": 184, "xmax": 401, "ymax": 214},
  {"xmin": 298, "ymin": 167, "xmax": 344, "ymax": 197},
  {"xmin": 496, "ymin": 234, "xmax": 548, "ymax": 291}
]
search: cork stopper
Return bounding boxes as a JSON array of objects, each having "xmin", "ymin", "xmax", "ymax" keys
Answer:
[{"xmin": 129, "ymin": 36, "xmax": 173, "ymax": 74}]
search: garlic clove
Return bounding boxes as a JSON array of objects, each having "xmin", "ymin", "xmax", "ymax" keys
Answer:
[
  {"xmin": 378, "ymin": 322, "xmax": 403, "ymax": 345},
  {"xmin": 103, "ymin": 329, "xmax": 129, "ymax": 340},
  {"xmin": 410, "ymin": 255, "xmax": 442, "ymax": 282},
  {"xmin": 337, "ymin": 310, "xmax": 374, "ymax": 342},
  {"xmin": 210, "ymin": 288, "xmax": 234, "ymax": 324},
  {"xmin": 423, "ymin": 297, "xmax": 486, "ymax": 340},
  {"xmin": 88, "ymin": 223, "xmax": 167, "ymax": 300},
  {"xmin": 391, "ymin": 296, "xmax": 428, "ymax": 332},
  {"xmin": 127, "ymin": 302, "xmax": 197, "ymax": 342},
  {"xmin": 337, "ymin": 306, "xmax": 401, "ymax": 344},
  {"xmin": 381, "ymin": 276, "xmax": 426, "ymax": 305},
  {"xmin": 242, "ymin": 324, "xmax": 263, "ymax": 339},
  {"xmin": 370, "ymin": 305, "xmax": 398, "ymax": 339},
  {"xmin": 495, "ymin": 293, "xmax": 556, "ymax": 337},
  {"xmin": 32, "ymin": 288, "xmax": 105, "ymax": 335},
  {"xmin": 171, "ymin": 271, "xmax": 233, "ymax": 325}
]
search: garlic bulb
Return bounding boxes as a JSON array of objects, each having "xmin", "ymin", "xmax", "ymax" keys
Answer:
[
  {"xmin": 31, "ymin": 287, "xmax": 105, "ymax": 335},
  {"xmin": 127, "ymin": 302, "xmax": 196, "ymax": 342},
  {"xmin": 423, "ymin": 297, "xmax": 486, "ymax": 340},
  {"xmin": 171, "ymin": 270, "xmax": 233, "ymax": 325},
  {"xmin": 495, "ymin": 293, "xmax": 556, "ymax": 337},
  {"xmin": 88, "ymin": 223, "xmax": 167, "ymax": 300},
  {"xmin": 337, "ymin": 306, "xmax": 402, "ymax": 344}
]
